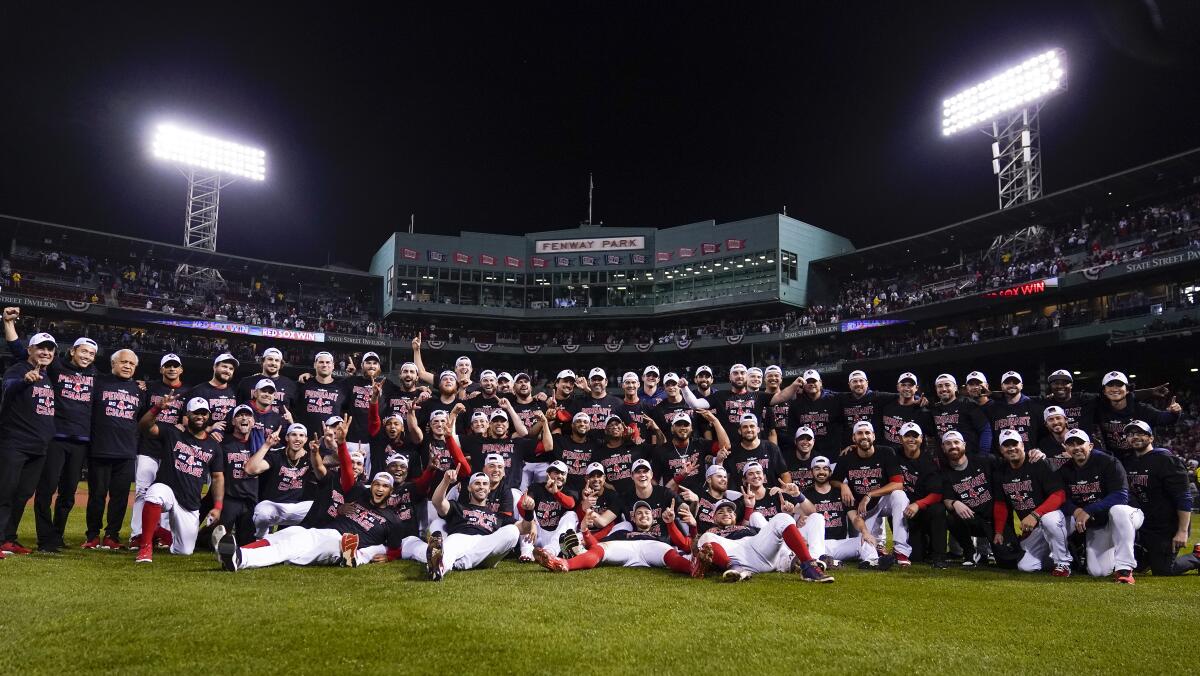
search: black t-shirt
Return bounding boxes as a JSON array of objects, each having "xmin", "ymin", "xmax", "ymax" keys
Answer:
[
  {"xmin": 1123, "ymin": 448, "xmax": 1190, "ymax": 534},
  {"xmin": 89, "ymin": 375, "xmax": 146, "ymax": 459},
  {"xmin": 707, "ymin": 389, "xmax": 771, "ymax": 438},
  {"xmin": 941, "ymin": 454, "xmax": 999, "ymax": 519},
  {"xmin": 506, "ymin": 396, "xmax": 548, "ymax": 436},
  {"xmin": 836, "ymin": 390, "xmax": 898, "ymax": 445},
  {"xmin": 188, "ymin": 382, "xmax": 239, "ymax": 426},
  {"xmin": 896, "ymin": 450, "xmax": 941, "ymax": 502},
  {"xmin": 1034, "ymin": 393, "xmax": 1101, "ymax": 436},
  {"xmin": 786, "ymin": 392, "xmax": 843, "ymax": 457},
  {"xmin": 735, "ymin": 489, "xmax": 801, "ymax": 520},
  {"xmin": 219, "ymin": 434, "xmax": 261, "ymax": 502},
  {"xmin": 652, "ymin": 438, "xmax": 713, "ymax": 493},
  {"xmin": 460, "ymin": 435, "xmax": 539, "ymax": 490},
  {"xmin": 931, "ymin": 397, "xmax": 990, "ymax": 454},
  {"xmin": 879, "ymin": 399, "xmax": 935, "ymax": 450},
  {"xmin": 600, "ymin": 528, "xmax": 668, "ymax": 544},
  {"xmin": 566, "ymin": 394, "xmax": 624, "ymax": 433},
  {"xmin": 0, "ymin": 362, "xmax": 56, "ymax": 453},
  {"xmin": 154, "ymin": 426, "xmax": 224, "ymax": 512},
  {"xmin": 615, "ymin": 398, "xmax": 653, "ymax": 435},
  {"xmin": 984, "ymin": 396, "xmax": 1045, "ymax": 446},
  {"xmin": 692, "ymin": 489, "xmax": 741, "ymax": 533},
  {"xmin": 723, "ymin": 441, "xmax": 788, "ymax": 487},
  {"xmin": 301, "ymin": 468, "xmax": 365, "ymax": 528},
  {"xmin": 652, "ymin": 397, "xmax": 694, "ymax": 436},
  {"xmin": 1094, "ymin": 400, "xmax": 1178, "ymax": 454},
  {"xmin": 294, "ymin": 379, "xmax": 347, "ymax": 439},
  {"xmin": 618, "ymin": 484, "xmax": 679, "ymax": 537},
  {"xmin": 804, "ymin": 486, "xmax": 849, "ymax": 540},
  {"xmin": 523, "ymin": 483, "xmax": 577, "ymax": 529},
  {"xmin": 382, "ymin": 481, "xmax": 424, "ymax": 540},
  {"xmin": 338, "ymin": 376, "xmax": 377, "ymax": 443},
  {"xmin": 461, "ymin": 393, "xmax": 505, "ymax": 433},
  {"xmin": 48, "ymin": 356, "xmax": 96, "ymax": 439},
  {"xmin": 138, "ymin": 381, "xmax": 189, "ymax": 460},
  {"xmin": 994, "ymin": 458, "xmax": 1061, "ymax": 520},
  {"xmin": 380, "ymin": 380, "xmax": 422, "ymax": 421},
  {"xmin": 554, "ymin": 433, "xmax": 596, "ymax": 491},
  {"xmin": 412, "ymin": 397, "xmax": 457, "ymax": 432},
  {"xmin": 705, "ymin": 523, "xmax": 760, "ymax": 540},
  {"xmin": 593, "ymin": 442, "xmax": 647, "ymax": 494},
  {"xmin": 259, "ymin": 449, "xmax": 314, "ymax": 503},
  {"xmin": 586, "ymin": 487, "xmax": 624, "ymax": 531},
  {"xmin": 421, "ymin": 436, "xmax": 455, "ymax": 474},
  {"xmin": 370, "ymin": 431, "xmax": 420, "ymax": 479},
  {"xmin": 445, "ymin": 489, "xmax": 516, "ymax": 536},
  {"xmin": 785, "ymin": 451, "xmax": 817, "ymax": 493},
  {"xmin": 763, "ymin": 399, "xmax": 794, "ymax": 451},
  {"xmin": 235, "ymin": 373, "xmax": 298, "ymax": 411},
  {"xmin": 1058, "ymin": 451, "xmax": 1128, "ymax": 526},
  {"xmin": 329, "ymin": 485, "xmax": 407, "ymax": 548},
  {"xmin": 250, "ymin": 403, "xmax": 285, "ymax": 438},
  {"xmin": 832, "ymin": 445, "xmax": 903, "ymax": 510}
]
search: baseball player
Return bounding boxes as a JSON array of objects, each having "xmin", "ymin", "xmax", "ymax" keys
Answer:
[
  {"xmin": 130, "ymin": 352, "xmax": 188, "ymax": 549},
  {"xmin": 831, "ymin": 421, "xmax": 912, "ymax": 566},
  {"xmin": 746, "ymin": 367, "xmax": 764, "ymax": 392},
  {"xmin": 187, "ymin": 353, "xmax": 241, "ymax": 434},
  {"xmin": 351, "ymin": 452, "xmax": 437, "ymax": 566},
  {"xmin": 722, "ymin": 413, "xmax": 789, "ymax": 486},
  {"xmin": 684, "ymin": 364, "xmax": 772, "ymax": 441},
  {"xmin": 592, "ymin": 413, "xmax": 647, "ymax": 494},
  {"xmin": 992, "ymin": 429, "xmax": 1071, "ymax": 575},
  {"xmin": 655, "ymin": 409, "xmax": 729, "ymax": 496},
  {"xmin": 235, "ymin": 347, "xmax": 297, "ymax": 410},
  {"xmin": 214, "ymin": 405, "xmax": 273, "ymax": 544},
  {"xmin": 576, "ymin": 462, "xmax": 625, "ymax": 539},
  {"xmin": 879, "ymin": 372, "xmax": 934, "ymax": 451},
  {"xmin": 340, "ymin": 352, "xmax": 387, "ymax": 474},
  {"xmin": 507, "ymin": 372, "xmax": 550, "ymax": 488},
  {"xmin": 563, "ymin": 368, "xmax": 623, "ymax": 433},
  {"xmin": 895, "ymin": 422, "xmax": 947, "ymax": 568},
  {"xmin": 424, "ymin": 468, "xmax": 520, "ymax": 581},
  {"xmin": 930, "ymin": 374, "xmax": 993, "ymax": 455},
  {"xmin": 620, "ymin": 458, "xmax": 680, "ymax": 538},
  {"xmin": 941, "ymin": 430, "xmax": 1000, "ymax": 567},
  {"xmin": 983, "ymin": 371, "xmax": 1044, "ymax": 446},
  {"xmin": 554, "ymin": 411, "xmax": 598, "ymax": 492},
  {"xmin": 1058, "ymin": 428, "xmax": 1143, "ymax": 582},
  {"xmin": 617, "ymin": 371, "xmax": 653, "ymax": 432},
  {"xmin": 299, "ymin": 418, "xmax": 367, "ymax": 529},
  {"xmin": 533, "ymin": 500, "xmax": 692, "ymax": 574},
  {"xmin": 294, "ymin": 351, "xmax": 349, "ymax": 440},
  {"xmin": 379, "ymin": 359, "xmax": 425, "ymax": 421},
  {"xmin": 785, "ymin": 427, "xmax": 818, "ymax": 492},
  {"xmin": 245, "ymin": 378, "xmax": 290, "ymax": 437},
  {"xmin": 1094, "ymin": 371, "xmax": 1181, "ymax": 455},
  {"xmin": 963, "ymin": 371, "xmax": 990, "ymax": 406},
  {"xmin": 1037, "ymin": 405, "xmax": 1074, "ymax": 470},
  {"xmin": 736, "ymin": 462, "xmax": 825, "ymax": 559},
  {"xmin": 804, "ymin": 456, "xmax": 891, "ymax": 569},
  {"xmin": 134, "ymin": 395, "xmax": 225, "ymax": 562},
  {"xmin": 767, "ymin": 369, "xmax": 843, "ymax": 458},
  {"xmin": 688, "ymin": 464, "xmax": 741, "ymax": 533},
  {"xmin": 456, "ymin": 402, "xmax": 547, "ymax": 490},
  {"xmin": 638, "ymin": 365, "xmax": 666, "ymax": 406},
  {"xmin": 82, "ymin": 349, "xmax": 147, "ymax": 550},
  {"xmin": 250, "ymin": 423, "xmax": 316, "ymax": 537},
  {"xmin": 1120, "ymin": 420, "xmax": 1192, "ymax": 576},
  {"xmin": 690, "ymin": 500, "xmax": 833, "ymax": 583},
  {"xmin": 517, "ymin": 460, "xmax": 581, "ymax": 560},
  {"xmin": 0, "ymin": 328, "xmax": 57, "ymax": 555}
]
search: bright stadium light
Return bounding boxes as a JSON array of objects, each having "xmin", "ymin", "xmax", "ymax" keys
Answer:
[
  {"xmin": 150, "ymin": 122, "xmax": 267, "ymax": 282},
  {"xmin": 941, "ymin": 48, "xmax": 1067, "ymax": 210}
]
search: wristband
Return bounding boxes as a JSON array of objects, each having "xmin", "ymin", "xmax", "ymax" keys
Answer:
[{"xmin": 213, "ymin": 501, "xmax": 223, "ymax": 510}]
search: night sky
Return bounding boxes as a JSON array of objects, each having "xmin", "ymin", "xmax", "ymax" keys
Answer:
[{"xmin": 2, "ymin": 2, "xmax": 1198, "ymax": 269}]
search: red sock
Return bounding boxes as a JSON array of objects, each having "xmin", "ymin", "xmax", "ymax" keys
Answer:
[
  {"xmin": 243, "ymin": 539, "xmax": 271, "ymax": 549},
  {"xmin": 663, "ymin": 549, "xmax": 691, "ymax": 575},
  {"xmin": 783, "ymin": 524, "xmax": 813, "ymax": 563},
  {"xmin": 139, "ymin": 504, "xmax": 162, "ymax": 546},
  {"xmin": 709, "ymin": 542, "xmax": 731, "ymax": 569},
  {"xmin": 583, "ymin": 530, "xmax": 600, "ymax": 548},
  {"xmin": 568, "ymin": 545, "xmax": 605, "ymax": 571}
]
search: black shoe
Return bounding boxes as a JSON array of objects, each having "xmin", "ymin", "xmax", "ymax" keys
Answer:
[
  {"xmin": 931, "ymin": 558, "xmax": 949, "ymax": 570},
  {"xmin": 216, "ymin": 531, "xmax": 241, "ymax": 572},
  {"xmin": 426, "ymin": 532, "xmax": 444, "ymax": 581}
]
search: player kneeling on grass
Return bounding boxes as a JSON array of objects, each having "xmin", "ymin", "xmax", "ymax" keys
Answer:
[
  {"xmin": 518, "ymin": 460, "xmax": 581, "ymax": 561},
  {"xmin": 215, "ymin": 467, "xmax": 406, "ymax": 571},
  {"xmin": 533, "ymin": 500, "xmax": 693, "ymax": 574},
  {"xmin": 992, "ymin": 430, "xmax": 1071, "ymax": 576},
  {"xmin": 690, "ymin": 499, "xmax": 833, "ymax": 583},
  {"xmin": 134, "ymin": 396, "xmax": 225, "ymax": 563},
  {"xmin": 250, "ymin": 423, "xmax": 316, "ymax": 537},
  {"xmin": 1057, "ymin": 429, "xmax": 1144, "ymax": 583},
  {"xmin": 424, "ymin": 468, "xmax": 520, "ymax": 581}
]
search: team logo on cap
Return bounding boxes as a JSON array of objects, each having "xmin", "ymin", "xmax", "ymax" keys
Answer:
[
  {"xmin": 899, "ymin": 422, "xmax": 922, "ymax": 437},
  {"xmin": 1102, "ymin": 371, "xmax": 1129, "ymax": 386}
]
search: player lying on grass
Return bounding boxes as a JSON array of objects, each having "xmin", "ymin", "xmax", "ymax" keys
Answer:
[
  {"xmin": 531, "ymin": 499, "xmax": 693, "ymax": 574},
  {"xmin": 690, "ymin": 499, "xmax": 834, "ymax": 583}
]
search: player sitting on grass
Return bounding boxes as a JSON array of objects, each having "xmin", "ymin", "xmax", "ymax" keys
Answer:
[{"xmin": 689, "ymin": 499, "xmax": 834, "ymax": 583}]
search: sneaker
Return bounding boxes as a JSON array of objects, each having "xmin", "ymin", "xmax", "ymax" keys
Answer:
[
  {"xmin": 877, "ymin": 554, "xmax": 897, "ymax": 571},
  {"xmin": 339, "ymin": 533, "xmax": 359, "ymax": 568},
  {"xmin": 215, "ymin": 532, "xmax": 240, "ymax": 572},
  {"xmin": 426, "ymin": 532, "xmax": 444, "ymax": 581},
  {"xmin": 961, "ymin": 551, "xmax": 980, "ymax": 568},
  {"xmin": 135, "ymin": 543, "xmax": 154, "ymax": 564},
  {"xmin": 518, "ymin": 551, "xmax": 535, "ymax": 563},
  {"xmin": 153, "ymin": 527, "xmax": 172, "ymax": 550},
  {"xmin": 127, "ymin": 534, "xmax": 142, "ymax": 551},
  {"xmin": 800, "ymin": 561, "xmax": 835, "ymax": 583},
  {"xmin": 894, "ymin": 552, "xmax": 911, "ymax": 568},
  {"xmin": 81, "ymin": 538, "xmax": 100, "ymax": 550},
  {"xmin": 691, "ymin": 543, "xmax": 714, "ymax": 579},
  {"xmin": 812, "ymin": 558, "xmax": 827, "ymax": 573},
  {"xmin": 931, "ymin": 558, "xmax": 949, "ymax": 570},
  {"xmin": 39, "ymin": 545, "xmax": 61, "ymax": 554},
  {"xmin": 876, "ymin": 544, "xmax": 887, "ymax": 559},
  {"xmin": 101, "ymin": 536, "xmax": 123, "ymax": 551},
  {"xmin": 558, "ymin": 529, "xmax": 582, "ymax": 559},
  {"xmin": 819, "ymin": 554, "xmax": 841, "ymax": 569},
  {"xmin": 1052, "ymin": 563, "xmax": 1072, "ymax": 578},
  {"xmin": 533, "ymin": 546, "xmax": 568, "ymax": 572},
  {"xmin": 1, "ymin": 541, "xmax": 32, "ymax": 555},
  {"xmin": 721, "ymin": 569, "xmax": 752, "ymax": 583},
  {"xmin": 1113, "ymin": 569, "xmax": 1135, "ymax": 585},
  {"xmin": 210, "ymin": 526, "xmax": 227, "ymax": 565},
  {"xmin": 1192, "ymin": 543, "xmax": 1200, "ymax": 559}
]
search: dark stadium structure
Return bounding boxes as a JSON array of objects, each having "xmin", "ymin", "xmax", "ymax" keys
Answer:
[{"xmin": 3, "ymin": 147, "xmax": 1200, "ymax": 455}]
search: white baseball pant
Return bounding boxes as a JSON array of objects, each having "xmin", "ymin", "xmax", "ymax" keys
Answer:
[
  {"xmin": 358, "ymin": 535, "xmax": 426, "ymax": 565},
  {"xmin": 130, "ymin": 456, "xmax": 167, "ymax": 538},
  {"xmin": 1016, "ymin": 510, "xmax": 1071, "ymax": 572},
  {"xmin": 863, "ymin": 490, "xmax": 912, "ymax": 556},
  {"xmin": 253, "ymin": 500, "xmax": 315, "ymax": 537},
  {"xmin": 593, "ymin": 540, "xmax": 674, "ymax": 567},
  {"xmin": 698, "ymin": 513, "xmax": 797, "ymax": 574},
  {"xmin": 435, "ymin": 524, "xmax": 520, "ymax": 577},
  {"xmin": 519, "ymin": 511, "xmax": 580, "ymax": 558},
  {"xmin": 521, "ymin": 462, "xmax": 550, "ymax": 491},
  {"xmin": 143, "ymin": 483, "xmax": 200, "ymax": 555},
  {"xmin": 771, "ymin": 512, "xmax": 826, "ymax": 571},
  {"xmin": 823, "ymin": 535, "xmax": 878, "ymax": 563},
  {"xmin": 238, "ymin": 527, "xmax": 341, "ymax": 568},
  {"xmin": 1069, "ymin": 505, "xmax": 1144, "ymax": 576}
]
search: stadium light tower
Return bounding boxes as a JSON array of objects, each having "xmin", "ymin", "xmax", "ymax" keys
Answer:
[
  {"xmin": 942, "ymin": 49, "xmax": 1067, "ymax": 210},
  {"xmin": 151, "ymin": 123, "xmax": 266, "ymax": 282}
]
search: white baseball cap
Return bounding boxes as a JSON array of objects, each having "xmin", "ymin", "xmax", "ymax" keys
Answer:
[
  {"xmin": 73, "ymin": 337, "xmax": 98, "ymax": 350},
  {"xmin": 438, "ymin": 370, "xmax": 457, "ymax": 382},
  {"xmin": 496, "ymin": 372, "xmax": 513, "ymax": 382},
  {"xmin": 965, "ymin": 371, "xmax": 987, "ymax": 384},
  {"xmin": 314, "ymin": 351, "xmax": 335, "ymax": 362},
  {"xmin": 557, "ymin": 369, "xmax": 577, "ymax": 381},
  {"xmin": 738, "ymin": 413, "xmax": 758, "ymax": 426},
  {"xmin": 1000, "ymin": 371, "xmax": 1022, "ymax": 384},
  {"xmin": 253, "ymin": 378, "xmax": 276, "ymax": 391},
  {"xmin": 941, "ymin": 430, "xmax": 964, "ymax": 443},
  {"xmin": 632, "ymin": 458, "xmax": 653, "ymax": 473},
  {"xmin": 572, "ymin": 411, "xmax": 591, "ymax": 423},
  {"xmin": 1123, "ymin": 420, "xmax": 1153, "ymax": 435},
  {"xmin": 848, "ymin": 370, "xmax": 867, "ymax": 381},
  {"xmin": 456, "ymin": 356, "xmax": 473, "ymax": 366},
  {"xmin": 262, "ymin": 348, "xmax": 283, "ymax": 360},
  {"xmin": 371, "ymin": 472, "xmax": 395, "ymax": 487},
  {"xmin": 713, "ymin": 499, "xmax": 737, "ymax": 512},
  {"xmin": 286, "ymin": 423, "xmax": 308, "ymax": 436},
  {"xmin": 548, "ymin": 460, "xmax": 569, "ymax": 474},
  {"xmin": 1065, "ymin": 428, "xmax": 1091, "ymax": 444},
  {"xmin": 186, "ymin": 397, "xmax": 210, "ymax": 413},
  {"xmin": 29, "ymin": 332, "xmax": 56, "ymax": 347},
  {"xmin": 897, "ymin": 372, "xmax": 918, "ymax": 385},
  {"xmin": 428, "ymin": 410, "xmax": 449, "ymax": 422},
  {"xmin": 802, "ymin": 369, "xmax": 821, "ymax": 381},
  {"xmin": 385, "ymin": 453, "xmax": 409, "ymax": 467},
  {"xmin": 695, "ymin": 365, "xmax": 713, "ymax": 376},
  {"xmin": 935, "ymin": 374, "xmax": 956, "ymax": 386},
  {"xmin": 325, "ymin": 415, "xmax": 345, "ymax": 426},
  {"xmin": 484, "ymin": 453, "xmax": 506, "ymax": 466},
  {"xmin": 729, "ymin": 363, "xmax": 748, "ymax": 374},
  {"xmin": 643, "ymin": 365, "xmax": 660, "ymax": 376},
  {"xmin": 765, "ymin": 365, "xmax": 782, "ymax": 375},
  {"xmin": 361, "ymin": 351, "xmax": 380, "ymax": 363},
  {"xmin": 1103, "ymin": 371, "xmax": 1129, "ymax": 386},
  {"xmin": 588, "ymin": 367, "xmax": 606, "ymax": 380},
  {"xmin": 231, "ymin": 404, "xmax": 254, "ymax": 418},
  {"xmin": 741, "ymin": 461, "xmax": 764, "ymax": 476},
  {"xmin": 810, "ymin": 455, "xmax": 831, "ymax": 469},
  {"xmin": 997, "ymin": 429, "xmax": 1023, "ymax": 445},
  {"xmin": 1043, "ymin": 405, "xmax": 1066, "ymax": 421},
  {"xmin": 705, "ymin": 465, "xmax": 727, "ymax": 478},
  {"xmin": 1048, "ymin": 369, "xmax": 1073, "ymax": 383},
  {"xmin": 670, "ymin": 411, "xmax": 692, "ymax": 425},
  {"xmin": 348, "ymin": 450, "xmax": 365, "ymax": 463},
  {"xmin": 160, "ymin": 353, "xmax": 182, "ymax": 366},
  {"xmin": 662, "ymin": 372, "xmax": 680, "ymax": 384},
  {"xmin": 622, "ymin": 371, "xmax": 640, "ymax": 384},
  {"xmin": 852, "ymin": 420, "xmax": 874, "ymax": 434},
  {"xmin": 470, "ymin": 410, "xmax": 488, "ymax": 422},
  {"xmin": 747, "ymin": 367, "xmax": 763, "ymax": 376},
  {"xmin": 489, "ymin": 409, "xmax": 509, "ymax": 421},
  {"xmin": 214, "ymin": 352, "xmax": 239, "ymax": 367},
  {"xmin": 794, "ymin": 426, "xmax": 815, "ymax": 439},
  {"xmin": 479, "ymin": 369, "xmax": 497, "ymax": 380},
  {"xmin": 899, "ymin": 422, "xmax": 922, "ymax": 437},
  {"xmin": 586, "ymin": 462, "xmax": 606, "ymax": 476}
]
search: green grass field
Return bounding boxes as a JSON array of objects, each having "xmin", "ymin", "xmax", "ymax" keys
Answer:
[{"xmin": 3, "ymin": 498, "xmax": 1200, "ymax": 675}]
